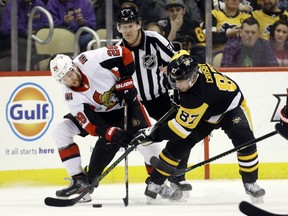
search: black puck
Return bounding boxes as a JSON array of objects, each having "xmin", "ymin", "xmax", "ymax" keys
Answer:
[{"xmin": 92, "ymin": 204, "xmax": 102, "ymax": 208}]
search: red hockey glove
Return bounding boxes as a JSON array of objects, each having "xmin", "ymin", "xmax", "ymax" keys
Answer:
[
  {"xmin": 115, "ymin": 78, "xmax": 138, "ymax": 105},
  {"xmin": 275, "ymin": 106, "xmax": 288, "ymax": 140},
  {"xmin": 280, "ymin": 106, "xmax": 288, "ymax": 127},
  {"xmin": 105, "ymin": 127, "xmax": 133, "ymax": 148}
]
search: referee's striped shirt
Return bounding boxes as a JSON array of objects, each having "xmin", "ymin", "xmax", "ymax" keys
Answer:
[{"xmin": 117, "ymin": 30, "xmax": 175, "ymax": 102}]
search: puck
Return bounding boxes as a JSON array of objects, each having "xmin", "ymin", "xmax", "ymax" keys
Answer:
[{"xmin": 92, "ymin": 204, "xmax": 102, "ymax": 208}]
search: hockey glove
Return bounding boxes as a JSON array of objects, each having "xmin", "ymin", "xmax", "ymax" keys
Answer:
[
  {"xmin": 115, "ymin": 78, "xmax": 138, "ymax": 105},
  {"xmin": 275, "ymin": 106, "xmax": 288, "ymax": 140},
  {"xmin": 105, "ymin": 127, "xmax": 133, "ymax": 148},
  {"xmin": 131, "ymin": 126, "xmax": 161, "ymax": 146},
  {"xmin": 280, "ymin": 106, "xmax": 288, "ymax": 127}
]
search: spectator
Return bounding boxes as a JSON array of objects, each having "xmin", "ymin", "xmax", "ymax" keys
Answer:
[
  {"xmin": 239, "ymin": 0, "xmax": 261, "ymax": 11},
  {"xmin": 196, "ymin": 0, "xmax": 259, "ymax": 23},
  {"xmin": 202, "ymin": 0, "xmax": 251, "ymax": 56},
  {"xmin": 269, "ymin": 15, "xmax": 288, "ymax": 66},
  {"xmin": 221, "ymin": 16, "xmax": 279, "ymax": 67},
  {"xmin": 278, "ymin": 0, "xmax": 288, "ymax": 11},
  {"xmin": 157, "ymin": 0, "xmax": 206, "ymax": 59},
  {"xmin": 91, "ymin": 0, "xmax": 105, "ymax": 30},
  {"xmin": 0, "ymin": 0, "xmax": 49, "ymax": 71},
  {"xmin": 155, "ymin": 0, "xmax": 203, "ymax": 24},
  {"xmin": 144, "ymin": 22, "xmax": 165, "ymax": 35},
  {"xmin": 252, "ymin": 0, "xmax": 288, "ymax": 40},
  {"xmin": 46, "ymin": 0, "xmax": 96, "ymax": 52}
]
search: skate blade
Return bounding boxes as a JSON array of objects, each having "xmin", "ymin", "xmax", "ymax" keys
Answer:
[
  {"xmin": 78, "ymin": 193, "xmax": 92, "ymax": 203},
  {"xmin": 146, "ymin": 196, "xmax": 187, "ymax": 205},
  {"xmin": 146, "ymin": 196, "xmax": 155, "ymax": 205},
  {"xmin": 182, "ymin": 191, "xmax": 190, "ymax": 198},
  {"xmin": 56, "ymin": 193, "xmax": 92, "ymax": 203},
  {"xmin": 249, "ymin": 195, "xmax": 264, "ymax": 204}
]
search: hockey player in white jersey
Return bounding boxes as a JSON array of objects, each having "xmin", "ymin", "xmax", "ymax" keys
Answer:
[{"xmin": 49, "ymin": 46, "xmax": 182, "ymax": 202}]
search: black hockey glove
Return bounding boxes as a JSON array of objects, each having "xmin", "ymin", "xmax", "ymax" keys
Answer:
[
  {"xmin": 105, "ymin": 127, "xmax": 133, "ymax": 148},
  {"xmin": 131, "ymin": 126, "xmax": 162, "ymax": 146},
  {"xmin": 115, "ymin": 78, "xmax": 138, "ymax": 105}
]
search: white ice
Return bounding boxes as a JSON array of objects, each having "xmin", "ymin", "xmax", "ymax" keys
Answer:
[{"xmin": 1, "ymin": 180, "xmax": 288, "ymax": 216}]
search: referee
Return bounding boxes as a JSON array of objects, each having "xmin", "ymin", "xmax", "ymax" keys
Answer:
[{"xmin": 116, "ymin": 7, "xmax": 192, "ymax": 193}]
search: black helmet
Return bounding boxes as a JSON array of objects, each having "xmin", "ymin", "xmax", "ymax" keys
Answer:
[
  {"xmin": 167, "ymin": 50, "xmax": 198, "ymax": 90},
  {"xmin": 117, "ymin": 7, "xmax": 141, "ymax": 24}
]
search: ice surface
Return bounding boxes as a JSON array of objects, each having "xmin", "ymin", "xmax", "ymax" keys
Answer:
[{"xmin": 0, "ymin": 180, "xmax": 288, "ymax": 216}]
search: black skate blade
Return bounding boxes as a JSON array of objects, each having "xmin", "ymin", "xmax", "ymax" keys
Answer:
[
  {"xmin": 150, "ymin": 156, "xmax": 177, "ymax": 174},
  {"xmin": 239, "ymin": 201, "xmax": 288, "ymax": 216},
  {"xmin": 275, "ymin": 123, "xmax": 288, "ymax": 140}
]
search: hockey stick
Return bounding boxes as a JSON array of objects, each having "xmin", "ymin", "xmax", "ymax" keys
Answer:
[
  {"xmin": 44, "ymin": 144, "xmax": 137, "ymax": 207},
  {"xmin": 239, "ymin": 201, "xmax": 288, "ymax": 216},
  {"xmin": 122, "ymin": 104, "xmax": 129, "ymax": 207},
  {"xmin": 150, "ymin": 130, "xmax": 278, "ymax": 176},
  {"xmin": 44, "ymin": 104, "xmax": 177, "ymax": 207}
]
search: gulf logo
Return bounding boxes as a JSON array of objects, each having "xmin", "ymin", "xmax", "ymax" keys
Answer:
[{"xmin": 6, "ymin": 82, "xmax": 54, "ymax": 141}]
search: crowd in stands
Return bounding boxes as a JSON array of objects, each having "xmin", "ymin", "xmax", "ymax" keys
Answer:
[{"xmin": 0, "ymin": 0, "xmax": 288, "ymax": 71}]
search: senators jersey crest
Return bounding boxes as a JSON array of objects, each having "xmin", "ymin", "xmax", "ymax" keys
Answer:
[{"xmin": 93, "ymin": 87, "xmax": 118, "ymax": 111}]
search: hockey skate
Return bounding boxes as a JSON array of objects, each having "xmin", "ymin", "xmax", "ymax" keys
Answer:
[
  {"xmin": 145, "ymin": 181, "xmax": 183, "ymax": 204},
  {"xmin": 169, "ymin": 176, "xmax": 192, "ymax": 198},
  {"xmin": 56, "ymin": 174, "xmax": 92, "ymax": 203},
  {"xmin": 170, "ymin": 180, "xmax": 192, "ymax": 198},
  {"xmin": 244, "ymin": 182, "xmax": 265, "ymax": 204}
]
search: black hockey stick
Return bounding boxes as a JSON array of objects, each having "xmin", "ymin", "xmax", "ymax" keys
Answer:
[
  {"xmin": 150, "ymin": 130, "xmax": 278, "ymax": 176},
  {"xmin": 239, "ymin": 201, "xmax": 288, "ymax": 216},
  {"xmin": 44, "ymin": 104, "xmax": 177, "ymax": 207},
  {"xmin": 122, "ymin": 104, "xmax": 129, "ymax": 207}
]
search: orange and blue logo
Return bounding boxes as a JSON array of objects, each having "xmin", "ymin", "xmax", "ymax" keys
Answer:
[{"xmin": 6, "ymin": 83, "xmax": 54, "ymax": 141}]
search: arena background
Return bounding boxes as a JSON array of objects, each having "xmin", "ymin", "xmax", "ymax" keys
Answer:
[{"xmin": 0, "ymin": 68, "xmax": 287, "ymax": 187}]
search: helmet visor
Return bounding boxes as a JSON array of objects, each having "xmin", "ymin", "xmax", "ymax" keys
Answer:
[{"xmin": 168, "ymin": 71, "xmax": 198, "ymax": 91}]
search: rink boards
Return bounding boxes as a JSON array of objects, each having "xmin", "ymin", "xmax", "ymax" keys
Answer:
[{"xmin": 0, "ymin": 68, "xmax": 287, "ymax": 186}]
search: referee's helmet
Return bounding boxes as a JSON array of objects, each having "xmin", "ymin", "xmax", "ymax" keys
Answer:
[{"xmin": 117, "ymin": 7, "xmax": 141, "ymax": 24}]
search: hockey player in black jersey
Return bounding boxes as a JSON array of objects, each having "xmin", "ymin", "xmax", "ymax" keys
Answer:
[{"xmin": 133, "ymin": 50, "xmax": 266, "ymax": 202}]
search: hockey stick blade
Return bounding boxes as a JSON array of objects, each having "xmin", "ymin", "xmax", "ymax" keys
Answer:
[
  {"xmin": 275, "ymin": 123, "xmax": 288, "ymax": 140},
  {"xmin": 239, "ymin": 201, "xmax": 288, "ymax": 216},
  {"xmin": 44, "ymin": 144, "xmax": 137, "ymax": 207},
  {"xmin": 150, "ymin": 130, "xmax": 278, "ymax": 176},
  {"xmin": 44, "ymin": 186, "xmax": 91, "ymax": 207}
]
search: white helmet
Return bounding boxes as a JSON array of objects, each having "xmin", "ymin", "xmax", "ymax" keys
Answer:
[{"xmin": 50, "ymin": 54, "xmax": 73, "ymax": 82}]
